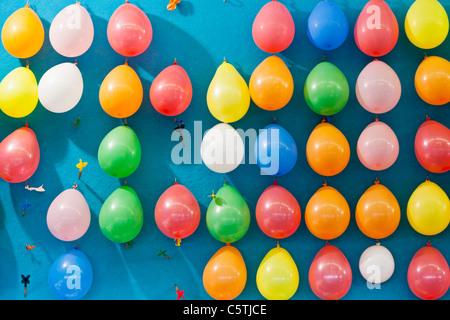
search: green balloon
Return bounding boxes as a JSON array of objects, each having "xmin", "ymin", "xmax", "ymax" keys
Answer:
[
  {"xmin": 98, "ymin": 125, "xmax": 141, "ymax": 178},
  {"xmin": 99, "ymin": 186, "xmax": 144, "ymax": 243},
  {"xmin": 206, "ymin": 183, "xmax": 250, "ymax": 243},
  {"xmin": 304, "ymin": 61, "xmax": 349, "ymax": 116}
]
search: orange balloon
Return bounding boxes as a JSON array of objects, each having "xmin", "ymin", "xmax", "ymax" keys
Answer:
[
  {"xmin": 203, "ymin": 244, "xmax": 247, "ymax": 300},
  {"xmin": 356, "ymin": 181, "xmax": 401, "ymax": 239},
  {"xmin": 306, "ymin": 122, "xmax": 350, "ymax": 176},
  {"xmin": 305, "ymin": 184, "xmax": 350, "ymax": 240},
  {"xmin": 249, "ymin": 55, "xmax": 294, "ymax": 111},
  {"xmin": 1, "ymin": 5, "xmax": 44, "ymax": 59},
  {"xmin": 99, "ymin": 62, "xmax": 143, "ymax": 118},
  {"xmin": 415, "ymin": 56, "xmax": 450, "ymax": 105}
]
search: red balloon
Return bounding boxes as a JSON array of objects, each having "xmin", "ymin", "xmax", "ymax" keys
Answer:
[
  {"xmin": 107, "ymin": 2, "xmax": 152, "ymax": 57},
  {"xmin": 0, "ymin": 126, "xmax": 40, "ymax": 183},
  {"xmin": 252, "ymin": 0, "xmax": 295, "ymax": 53},
  {"xmin": 408, "ymin": 244, "xmax": 450, "ymax": 300},
  {"xmin": 154, "ymin": 182, "xmax": 201, "ymax": 244},
  {"xmin": 354, "ymin": 0, "xmax": 399, "ymax": 57},
  {"xmin": 309, "ymin": 244, "xmax": 352, "ymax": 300},
  {"xmin": 255, "ymin": 183, "xmax": 301, "ymax": 239},
  {"xmin": 414, "ymin": 119, "xmax": 450, "ymax": 173},
  {"xmin": 150, "ymin": 62, "xmax": 193, "ymax": 116}
]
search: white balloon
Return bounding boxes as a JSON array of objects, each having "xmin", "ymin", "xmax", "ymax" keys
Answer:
[
  {"xmin": 359, "ymin": 244, "xmax": 395, "ymax": 284},
  {"xmin": 201, "ymin": 122, "xmax": 244, "ymax": 173},
  {"xmin": 38, "ymin": 62, "xmax": 83, "ymax": 113},
  {"xmin": 49, "ymin": 3, "xmax": 94, "ymax": 58}
]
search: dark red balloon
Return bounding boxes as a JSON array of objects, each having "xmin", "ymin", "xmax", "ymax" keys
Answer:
[
  {"xmin": 0, "ymin": 126, "xmax": 40, "ymax": 183},
  {"xmin": 154, "ymin": 183, "xmax": 201, "ymax": 243},
  {"xmin": 255, "ymin": 183, "xmax": 301, "ymax": 239},
  {"xmin": 354, "ymin": 0, "xmax": 399, "ymax": 57},
  {"xmin": 150, "ymin": 63, "xmax": 192, "ymax": 116},
  {"xmin": 408, "ymin": 245, "xmax": 450, "ymax": 300},
  {"xmin": 309, "ymin": 244, "xmax": 352, "ymax": 300},
  {"xmin": 414, "ymin": 119, "xmax": 450, "ymax": 173}
]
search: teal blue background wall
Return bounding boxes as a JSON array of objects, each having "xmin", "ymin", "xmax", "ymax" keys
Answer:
[{"xmin": 0, "ymin": 0, "xmax": 449, "ymax": 300}]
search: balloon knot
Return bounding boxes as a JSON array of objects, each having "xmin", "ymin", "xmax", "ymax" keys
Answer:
[
  {"xmin": 226, "ymin": 243, "xmax": 230, "ymax": 246},
  {"xmin": 322, "ymin": 178, "xmax": 327, "ymax": 187},
  {"xmin": 325, "ymin": 241, "xmax": 330, "ymax": 246},
  {"xmin": 374, "ymin": 177, "xmax": 379, "ymax": 184},
  {"xmin": 427, "ymin": 239, "xmax": 431, "ymax": 247},
  {"xmin": 425, "ymin": 114, "xmax": 430, "ymax": 121},
  {"xmin": 175, "ymin": 238, "xmax": 181, "ymax": 246}
]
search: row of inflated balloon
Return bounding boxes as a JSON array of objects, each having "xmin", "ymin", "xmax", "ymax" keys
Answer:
[
  {"xmin": 43, "ymin": 176, "xmax": 450, "ymax": 300},
  {"xmin": 3, "ymin": 0, "xmax": 450, "ymax": 121}
]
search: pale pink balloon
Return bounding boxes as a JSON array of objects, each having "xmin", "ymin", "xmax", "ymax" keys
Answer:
[
  {"xmin": 47, "ymin": 188, "xmax": 91, "ymax": 241},
  {"xmin": 357, "ymin": 120, "xmax": 399, "ymax": 171},
  {"xmin": 0, "ymin": 126, "xmax": 40, "ymax": 183},
  {"xmin": 356, "ymin": 60, "xmax": 401, "ymax": 114},
  {"xmin": 107, "ymin": 2, "xmax": 152, "ymax": 57},
  {"xmin": 49, "ymin": 3, "xmax": 94, "ymax": 58}
]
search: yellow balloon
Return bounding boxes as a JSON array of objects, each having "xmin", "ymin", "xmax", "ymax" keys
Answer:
[
  {"xmin": 1, "ymin": 5, "xmax": 45, "ymax": 59},
  {"xmin": 207, "ymin": 61, "xmax": 250, "ymax": 123},
  {"xmin": 0, "ymin": 66, "xmax": 38, "ymax": 118},
  {"xmin": 405, "ymin": 0, "xmax": 449, "ymax": 49},
  {"xmin": 256, "ymin": 245, "xmax": 299, "ymax": 300},
  {"xmin": 407, "ymin": 180, "xmax": 450, "ymax": 236}
]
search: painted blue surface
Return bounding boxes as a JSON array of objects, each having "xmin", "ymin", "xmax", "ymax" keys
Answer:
[{"xmin": 0, "ymin": 0, "xmax": 449, "ymax": 300}]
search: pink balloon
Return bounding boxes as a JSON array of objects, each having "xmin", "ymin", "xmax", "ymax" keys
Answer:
[
  {"xmin": 357, "ymin": 120, "xmax": 399, "ymax": 171},
  {"xmin": 150, "ymin": 62, "xmax": 193, "ymax": 116},
  {"xmin": 0, "ymin": 126, "xmax": 39, "ymax": 183},
  {"xmin": 107, "ymin": 2, "xmax": 152, "ymax": 57},
  {"xmin": 408, "ymin": 244, "xmax": 450, "ymax": 300},
  {"xmin": 309, "ymin": 244, "xmax": 352, "ymax": 300},
  {"xmin": 255, "ymin": 183, "xmax": 301, "ymax": 239},
  {"xmin": 47, "ymin": 188, "xmax": 91, "ymax": 241},
  {"xmin": 155, "ymin": 183, "xmax": 201, "ymax": 242},
  {"xmin": 49, "ymin": 3, "xmax": 94, "ymax": 58},
  {"xmin": 356, "ymin": 60, "xmax": 401, "ymax": 114},
  {"xmin": 252, "ymin": 0, "xmax": 295, "ymax": 53},
  {"xmin": 354, "ymin": 0, "xmax": 399, "ymax": 57},
  {"xmin": 415, "ymin": 119, "xmax": 450, "ymax": 173}
]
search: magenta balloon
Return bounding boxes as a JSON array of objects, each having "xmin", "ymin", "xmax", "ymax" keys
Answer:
[
  {"xmin": 107, "ymin": 2, "xmax": 152, "ymax": 57},
  {"xmin": 357, "ymin": 120, "xmax": 399, "ymax": 171},
  {"xmin": 155, "ymin": 183, "xmax": 201, "ymax": 240},
  {"xmin": 408, "ymin": 245, "xmax": 450, "ymax": 300},
  {"xmin": 414, "ymin": 119, "xmax": 450, "ymax": 173},
  {"xmin": 47, "ymin": 188, "xmax": 91, "ymax": 241},
  {"xmin": 355, "ymin": 60, "xmax": 401, "ymax": 114},
  {"xmin": 309, "ymin": 244, "xmax": 352, "ymax": 300},
  {"xmin": 0, "ymin": 126, "xmax": 39, "ymax": 183},
  {"xmin": 150, "ymin": 63, "xmax": 193, "ymax": 116},
  {"xmin": 255, "ymin": 183, "xmax": 301, "ymax": 239}
]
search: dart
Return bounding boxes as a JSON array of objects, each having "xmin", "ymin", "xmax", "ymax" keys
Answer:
[
  {"xmin": 21, "ymin": 275, "xmax": 30, "ymax": 297},
  {"xmin": 76, "ymin": 159, "xmax": 88, "ymax": 179},
  {"xmin": 21, "ymin": 200, "xmax": 32, "ymax": 216}
]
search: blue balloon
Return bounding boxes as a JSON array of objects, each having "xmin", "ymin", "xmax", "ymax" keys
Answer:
[
  {"xmin": 254, "ymin": 123, "xmax": 297, "ymax": 176},
  {"xmin": 48, "ymin": 248, "xmax": 93, "ymax": 300},
  {"xmin": 307, "ymin": 0, "xmax": 349, "ymax": 51}
]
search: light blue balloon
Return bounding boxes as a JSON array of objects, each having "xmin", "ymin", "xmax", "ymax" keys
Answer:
[
  {"xmin": 254, "ymin": 123, "xmax": 298, "ymax": 176},
  {"xmin": 307, "ymin": 0, "xmax": 349, "ymax": 51},
  {"xmin": 48, "ymin": 248, "xmax": 93, "ymax": 300}
]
